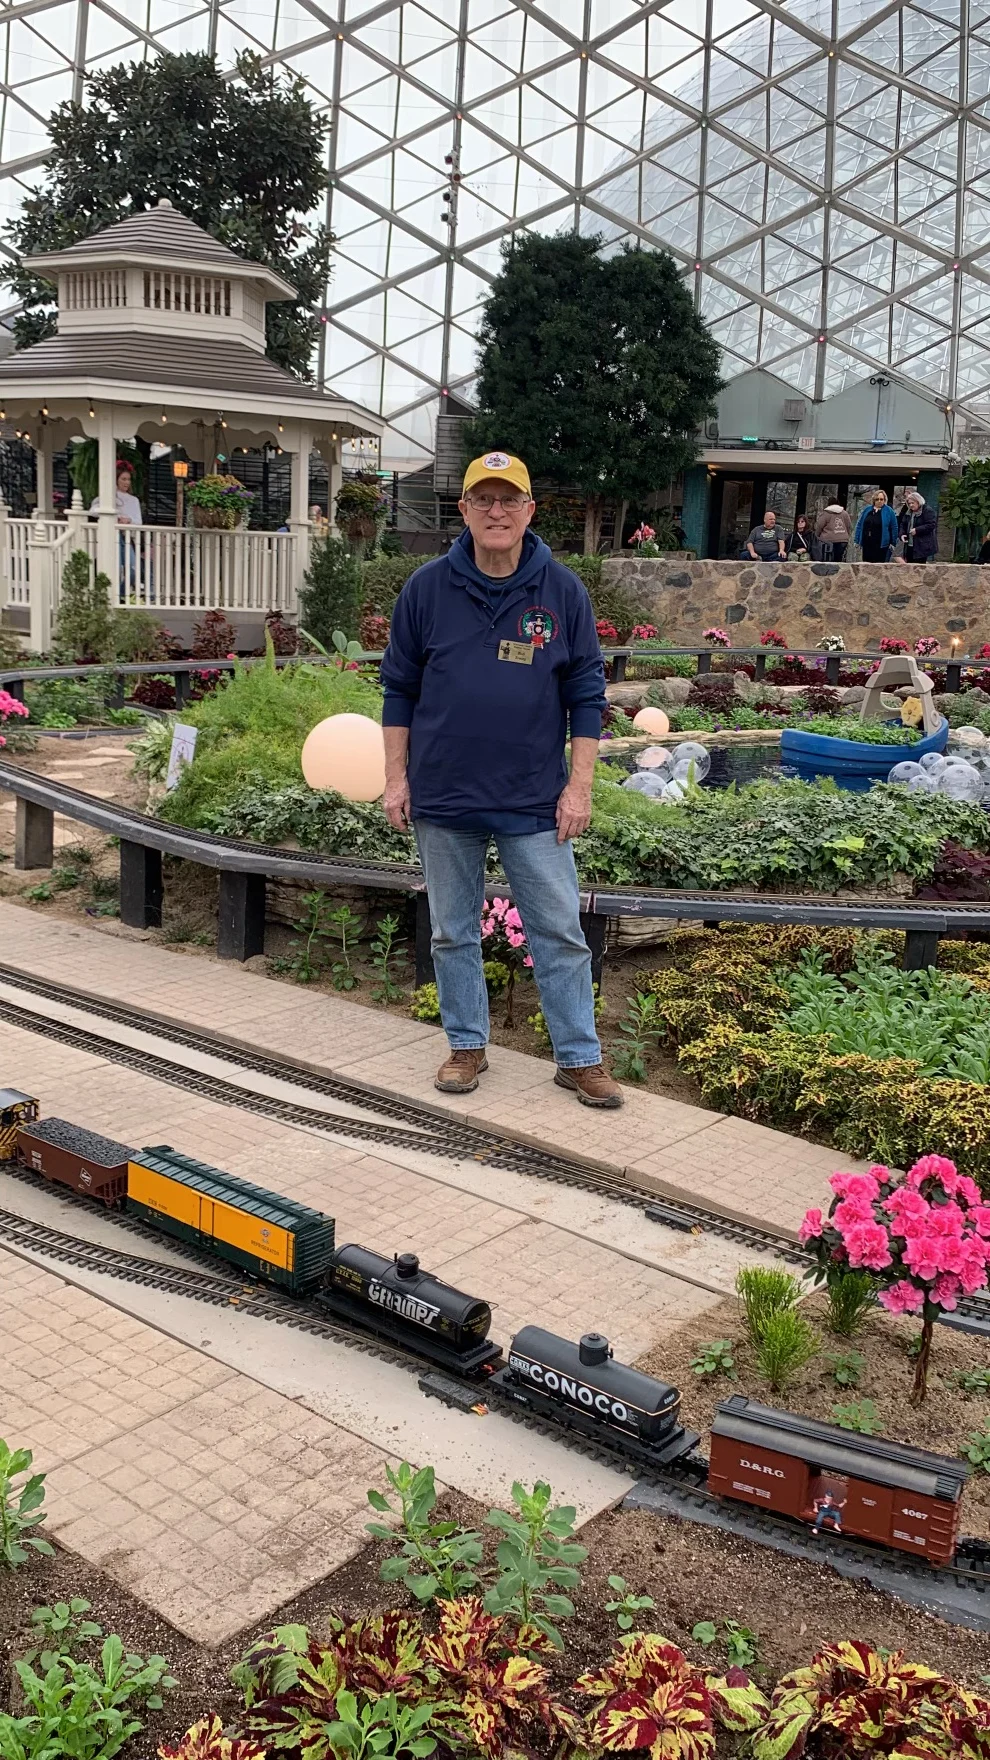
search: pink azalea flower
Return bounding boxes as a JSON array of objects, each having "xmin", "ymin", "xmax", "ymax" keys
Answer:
[
  {"xmin": 931, "ymin": 1273, "xmax": 961, "ymax": 1309},
  {"xmin": 523, "ymin": 955, "xmax": 533, "ymax": 968},
  {"xmin": 878, "ymin": 1279, "xmax": 925, "ymax": 1315},
  {"xmin": 842, "ymin": 1221, "xmax": 893, "ymax": 1271},
  {"xmin": 799, "ymin": 1208, "xmax": 824, "ymax": 1242},
  {"xmin": 883, "ymin": 1187, "xmax": 929, "ymax": 1227},
  {"xmin": 831, "ymin": 1170, "xmax": 881, "ymax": 1203}
]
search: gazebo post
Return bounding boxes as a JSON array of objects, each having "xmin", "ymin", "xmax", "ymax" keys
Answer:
[
  {"xmin": 33, "ymin": 424, "xmax": 53, "ymax": 516},
  {"xmin": 289, "ymin": 421, "xmax": 313, "ymax": 596},
  {"xmin": 95, "ymin": 404, "xmax": 119, "ymax": 595}
]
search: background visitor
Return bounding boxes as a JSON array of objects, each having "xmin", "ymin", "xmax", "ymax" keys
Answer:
[
  {"xmin": 786, "ymin": 513, "xmax": 814, "ymax": 558},
  {"xmin": 745, "ymin": 510, "xmax": 786, "ymax": 560},
  {"xmin": 855, "ymin": 490, "xmax": 898, "ymax": 561},
  {"xmin": 91, "ymin": 461, "xmax": 142, "ymax": 526},
  {"xmin": 977, "ymin": 529, "xmax": 990, "ymax": 564},
  {"xmin": 814, "ymin": 502, "xmax": 851, "ymax": 561},
  {"xmin": 897, "ymin": 491, "xmax": 937, "ymax": 563}
]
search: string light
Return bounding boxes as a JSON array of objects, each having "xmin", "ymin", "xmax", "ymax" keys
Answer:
[
  {"xmin": 160, "ymin": 410, "xmax": 168, "ymax": 423},
  {"xmin": 41, "ymin": 405, "xmax": 48, "ymax": 416},
  {"xmin": 278, "ymin": 421, "xmax": 284, "ymax": 432},
  {"xmin": 88, "ymin": 404, "xmax": 95, "ymax": 418}
]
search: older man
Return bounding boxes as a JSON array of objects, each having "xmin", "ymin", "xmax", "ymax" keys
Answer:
[
  {"xmin": 745, "ymin": 510, "xmax": 786, "ymax": 561},
  {"xmin": 380, "ymin": 451, "xmax": 621, "ymax": 1107}
]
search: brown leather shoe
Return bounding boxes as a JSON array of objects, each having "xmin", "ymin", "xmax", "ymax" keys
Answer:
[
  {"xmin": 554, "ymin": 1064, "xmax": 624, "ymax": 1108},
  {"xmin": 436, "ymin": 1048, "xmax": 489, "ymax": 1093}
]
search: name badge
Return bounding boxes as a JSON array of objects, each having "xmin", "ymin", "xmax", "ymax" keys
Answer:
[{"xmin": 498, "ymin": 640, "xmax": 535, "ymax": 665}]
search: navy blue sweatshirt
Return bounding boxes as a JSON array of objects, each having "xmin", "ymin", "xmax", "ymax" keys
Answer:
[{"xmin": 380, "ymin": 529, "xmax": 607, "ymax": 832}]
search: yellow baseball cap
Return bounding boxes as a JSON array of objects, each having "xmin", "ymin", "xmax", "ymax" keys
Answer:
[{"xmin": 462, "ymin": 450, "xmax": 532, "ymax": 498}]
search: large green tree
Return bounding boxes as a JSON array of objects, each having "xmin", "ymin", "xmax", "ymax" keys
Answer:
[
  {"xmin": 466, "ymin": 233, "xmax": 722, "ymax": 550},
  {"xmin": 8, "ymin": 51, "xmax": 331, "ymax": 380}
]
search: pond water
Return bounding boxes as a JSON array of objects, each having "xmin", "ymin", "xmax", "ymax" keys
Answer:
[{"xmin": 599, "ymin": 739, "xmax": 790, "ymax": 790}]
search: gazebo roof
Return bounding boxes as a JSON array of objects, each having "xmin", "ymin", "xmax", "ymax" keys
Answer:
[
  {"xmin": 28, "ymin": 200, "xmax": 296, "ymax": 301},
  {"xmin": 0, "ymin": 330, "xmax": 384, "ymax": 437}
]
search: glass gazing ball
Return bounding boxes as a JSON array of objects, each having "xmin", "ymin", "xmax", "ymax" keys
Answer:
[
  {"xmin": 636, "ymin": 745, "xmax": 674, "ymax": 772},
  {"xmin": 937, "ymin": 763, "xmax": 985, "ymax": 802},
  {"xmin": 623, "ymin": 770, "xmax": 667, "ymax": 797},
  {"xmin": 674, "ymin": 740, "xmax": 710, "ymax": 768},
  {"xmin": 888, "ymin": 760, "xmax": 926, "ymax": 787},
  {"xmin": 662, "ymin": 778, "xmax": 690, "ymax": 803},
  {"xmin": 951, "ymin": 726, "xmax": 988, "ymax": 748},
  {"xmin": 919, "ymin": 752, "xmax": 947, "ymax": 775}
]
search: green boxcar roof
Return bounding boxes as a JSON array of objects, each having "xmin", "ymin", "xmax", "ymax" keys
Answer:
[{"xmin": 135, "ymin": 1147, "xmax": 333, "ymax": 1236}]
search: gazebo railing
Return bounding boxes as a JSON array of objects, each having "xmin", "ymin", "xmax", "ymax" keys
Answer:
[{"xmin": 116, "ymin": 526, "xmax": 297, "ymax": 613}]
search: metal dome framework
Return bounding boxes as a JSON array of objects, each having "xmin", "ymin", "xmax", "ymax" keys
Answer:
[{"xmin": 1, "ymin": 0, "xmax": 988, "ymax": 464}]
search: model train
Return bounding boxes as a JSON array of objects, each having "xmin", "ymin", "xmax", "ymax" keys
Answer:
[{"xmin": 0, "ymin": 1089, "xmax": 974, "ymax": 1571}]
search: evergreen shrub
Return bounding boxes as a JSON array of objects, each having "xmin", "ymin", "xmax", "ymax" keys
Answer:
[{"xmin": 300, "ymin": 537, "xmax": 363, "ymax": 644}]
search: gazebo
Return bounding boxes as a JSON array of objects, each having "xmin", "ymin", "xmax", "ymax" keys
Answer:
[{"xmin": 0, "ymin": 200, "xmax": 385, "ymax": 650}]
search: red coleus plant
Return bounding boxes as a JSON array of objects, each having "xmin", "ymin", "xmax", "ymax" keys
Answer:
[
  {"xmin": 159, "ymin": 1717, "xmax": 266, "ymax": 1760},
  {"xmin": 574, "ymin": 1632, "xmax": 768, "ymax": 1760},
  {"xmin": 748, "ymin": 1637, "xmax": 986, "ymax": 1759},
  {"xmin": 425, "ymin": 1596, "xmax": 576, "ymax": 1756}
]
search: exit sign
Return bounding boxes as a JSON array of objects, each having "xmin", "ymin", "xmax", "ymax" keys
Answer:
[{"xmin": 798, "ymin": 435, "xmax": 816, "ymax": 450}]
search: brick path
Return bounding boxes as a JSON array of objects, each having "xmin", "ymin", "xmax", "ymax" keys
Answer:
[
  {"xmin": 0, "ymin": 901, "xmax": 851, "ymax": 1233},
  {"xmin": 0, "ymin": 1248, "xmax": 390, "ymax": 1644}
]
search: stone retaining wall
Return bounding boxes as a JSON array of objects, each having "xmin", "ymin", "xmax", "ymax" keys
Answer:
[{"xmin": 602, "ymin": 557, "xmax": 990, "ymax": 651}]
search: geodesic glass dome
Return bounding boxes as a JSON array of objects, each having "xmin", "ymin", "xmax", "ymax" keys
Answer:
[{"xmin": 0, "ymin": 0, "xmax": 984, "ymax": 467}]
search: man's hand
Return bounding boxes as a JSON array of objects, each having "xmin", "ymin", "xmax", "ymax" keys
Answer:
[
  {"xmin": 556, "ymin": 779, "xmax": 592, "ymax": 843},
  {"xmin": 383, "ymin": 774, "xmax": 411, "ymax": 831},
  {"xmin": 382, "ymin": 725, "xmax": 412, "ymax": 830}
]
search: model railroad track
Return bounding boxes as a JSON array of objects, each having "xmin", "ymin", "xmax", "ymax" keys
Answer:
[
  {"xmin": 3, "ymin": 1188, "xmax": 990, "ymax": 1630},
  {"xmin": 2, "ymin": 963, "xmax": 990, "ymax": 1339}
]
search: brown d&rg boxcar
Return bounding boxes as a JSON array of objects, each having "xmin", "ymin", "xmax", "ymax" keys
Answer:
[{"xmin": 709, "ymin": 1394, "xmax": 969, "ymax": 1567}]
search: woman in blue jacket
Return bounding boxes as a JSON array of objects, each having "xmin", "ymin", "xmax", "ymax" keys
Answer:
[{"xmin": 854, "ymin": 490, "xmax": 899, "ymax": 561}]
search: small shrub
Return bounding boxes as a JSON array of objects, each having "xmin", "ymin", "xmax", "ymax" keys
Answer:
[
  {"xmin": 686, "ymin": 674, "xmax": 737, "ymax": 711},
  {"xmin": 0, "ymin": 1441, "xmax": 52, "ymax": 1568},
  {"xmin": 411, "ymin": 983, "xmax": 441, "ymax": 1022},
  {"xmin": 755, "ymin": 1309, "xmax": 819, "ymax": 1390},
  {"xmin": 832, "ymin": 1397, "xmax": 881, "ymax": 1434},
  {"xmin": 735, "ymin": 1266, "xmax": 802, "ymax": 1344},
  {"xmin": 132, "ymin": 675, "xmax": 177, "ymax": 710},
  {"xmin": 359, "ymin": 610, "xmax": 391, "ymax": 650},
  {"xmin": 53, "ymin": 549, "xmax": 115, "ymax": 662},
  {"xmin": 360, "ymin": 553, "xmax": 423, "ymax": 618},
  {"xmin": 112, "ymin": 610, "xmax": 178, "ymax": 664},
  {"xmin": 690, "ymin": 1340, "xmax": 736, "ymax": 1379},
  {"xmin": 263, "ymin": 609, "xmax": 298, "ymax": 655},
  {"xmin": 827, "ymin": 1348, "xmax": 865, "ymax": 1388},
  {"xmin": 300, "ymin": 536, "xmax": 364, "ymax": 644},
  {"xmin": 190, "ymin": 609, "xmax": 237, "ymax": 659},
  {"xmin": 2, "ymin": 1634, "xmax": 176, "ymax": 1760},
  {"xmin": 824, "ymin": 1267, "xmax": 876, "ymax": 1336}
]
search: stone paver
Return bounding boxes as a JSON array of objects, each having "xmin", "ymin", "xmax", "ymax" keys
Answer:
[
  {"xmin": 0, "ymin": 1248, "xmax": 391, "ymax": 1644},
  {"xmin": 0, "ymin": 902, "xmax": 852, "ymax": 1232}
]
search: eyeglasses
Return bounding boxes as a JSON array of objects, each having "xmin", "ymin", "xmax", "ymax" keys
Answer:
[{"xmin": 466, "ymin": 492, "xmax": 529, "ymax": 512}]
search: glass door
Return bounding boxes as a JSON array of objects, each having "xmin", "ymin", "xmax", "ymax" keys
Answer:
[
  {"xmin": 765, "ymin": 479, "xmax": 798, "ymax": 534},
  {"xmin": 718, "ymin": 478, "xmax": 754, "ymax": 557}
]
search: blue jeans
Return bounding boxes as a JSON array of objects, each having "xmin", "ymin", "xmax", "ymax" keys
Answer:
[{"xmin": 413, "ymin": 822, "xmax": 601, "ymax": 1069}]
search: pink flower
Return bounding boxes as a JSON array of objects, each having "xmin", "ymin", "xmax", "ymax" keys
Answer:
[
  {"xmin": 970, "ymin": 1205, "xmax": 990, "ymax": 1238},
  {"xmin": 958, "ymin": 1176, "xmax": 983, "ymax": 1208},
  {"xmin": 842, "ymin": 1221, "xmax": 893, "ymax": 1271},
  {"xmin": 931, "ymin": 1273, "xmax": 961, "ymax": 1309},
  {"xmin": 833, "ymin": 1195, "xmax": 878, "ymax": 1233},
  {"xmin": 523, "ymin": 954, "xmax": 533, "ymax": 968},
  {"xmin": 902, "ymin": 1232, "xmax": 942, "ymax": 1282},
  {"xmin": 883, "ymin": 1187, "xmax": 929, "ymax": 1228},
  {"xmin": 906, "ymin": 1154, "xmax": 959, "ymax": 1191},
  {"xmin": 799, "ymin": 1208, "xmax": 824, "ymax": 1242},
  {"xmin": 878, "ymin": 1279, "xmax": 925, "ymax": 1315},
  {"xmin": 831, "ymin": 1170, "xmax": 881, "ymax": 1203}
]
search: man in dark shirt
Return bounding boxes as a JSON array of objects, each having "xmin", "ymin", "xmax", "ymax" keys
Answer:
[
  {"xmin": 380, "ymin": 451, "xmax": 621, "ymax": 1108},
  {"xmin": 745, "ymin": 511, "xmax": 787, "ymax": 561}
]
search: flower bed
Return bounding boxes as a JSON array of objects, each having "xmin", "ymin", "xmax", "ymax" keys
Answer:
[{"xmin": 640, "ymin": 926, "xmax": 990, "ymax": 1191}]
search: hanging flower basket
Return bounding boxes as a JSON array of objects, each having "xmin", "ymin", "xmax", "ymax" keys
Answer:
[{"xmin": 186, "ymin": 474, "xmax": 253, "ymax": 531}]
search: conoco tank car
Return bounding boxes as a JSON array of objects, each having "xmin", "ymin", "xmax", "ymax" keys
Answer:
[
  {"xmin": 320, "ymin": 1245, "xmax": 501, "ymax": 1373},
  {"xmin": 492, "ymin": 1325, "xmax": 699, "ymax": 1465},
  {"xmin": 709, "ymin": 1395, "xmax": 970, "ymax": 1567},
  {"xmin": 126, "ymin": 1146, "xmax": 335, "ymax": 1295}
]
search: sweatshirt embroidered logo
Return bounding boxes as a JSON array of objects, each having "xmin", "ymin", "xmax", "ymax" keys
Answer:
[
  {"xmin": 483, "ymin": 451, "xmax": 511, "ymax": 470},
  {"xmin": 519, "ymin": 607, "xmax": 557, "ymax": 648}
]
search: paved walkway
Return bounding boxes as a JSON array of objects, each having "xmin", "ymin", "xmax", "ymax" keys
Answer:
[
  {"xmin": 0, "ymin": 900, "xmax": 848, "ymax": 1234},
  {"xmin": 1, "ymin": 1248, "xmax": 391, "ymax": 1644}
]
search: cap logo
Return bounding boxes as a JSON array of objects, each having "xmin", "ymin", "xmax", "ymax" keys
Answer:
[{"xmin": 482, "ymin": 451, "xmax": 511, "ymax": 470}]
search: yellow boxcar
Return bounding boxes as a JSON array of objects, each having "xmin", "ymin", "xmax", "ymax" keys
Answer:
[{"xmin": 126, "ymin": 1148, "xmax": 333, "ymax": 1292}]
